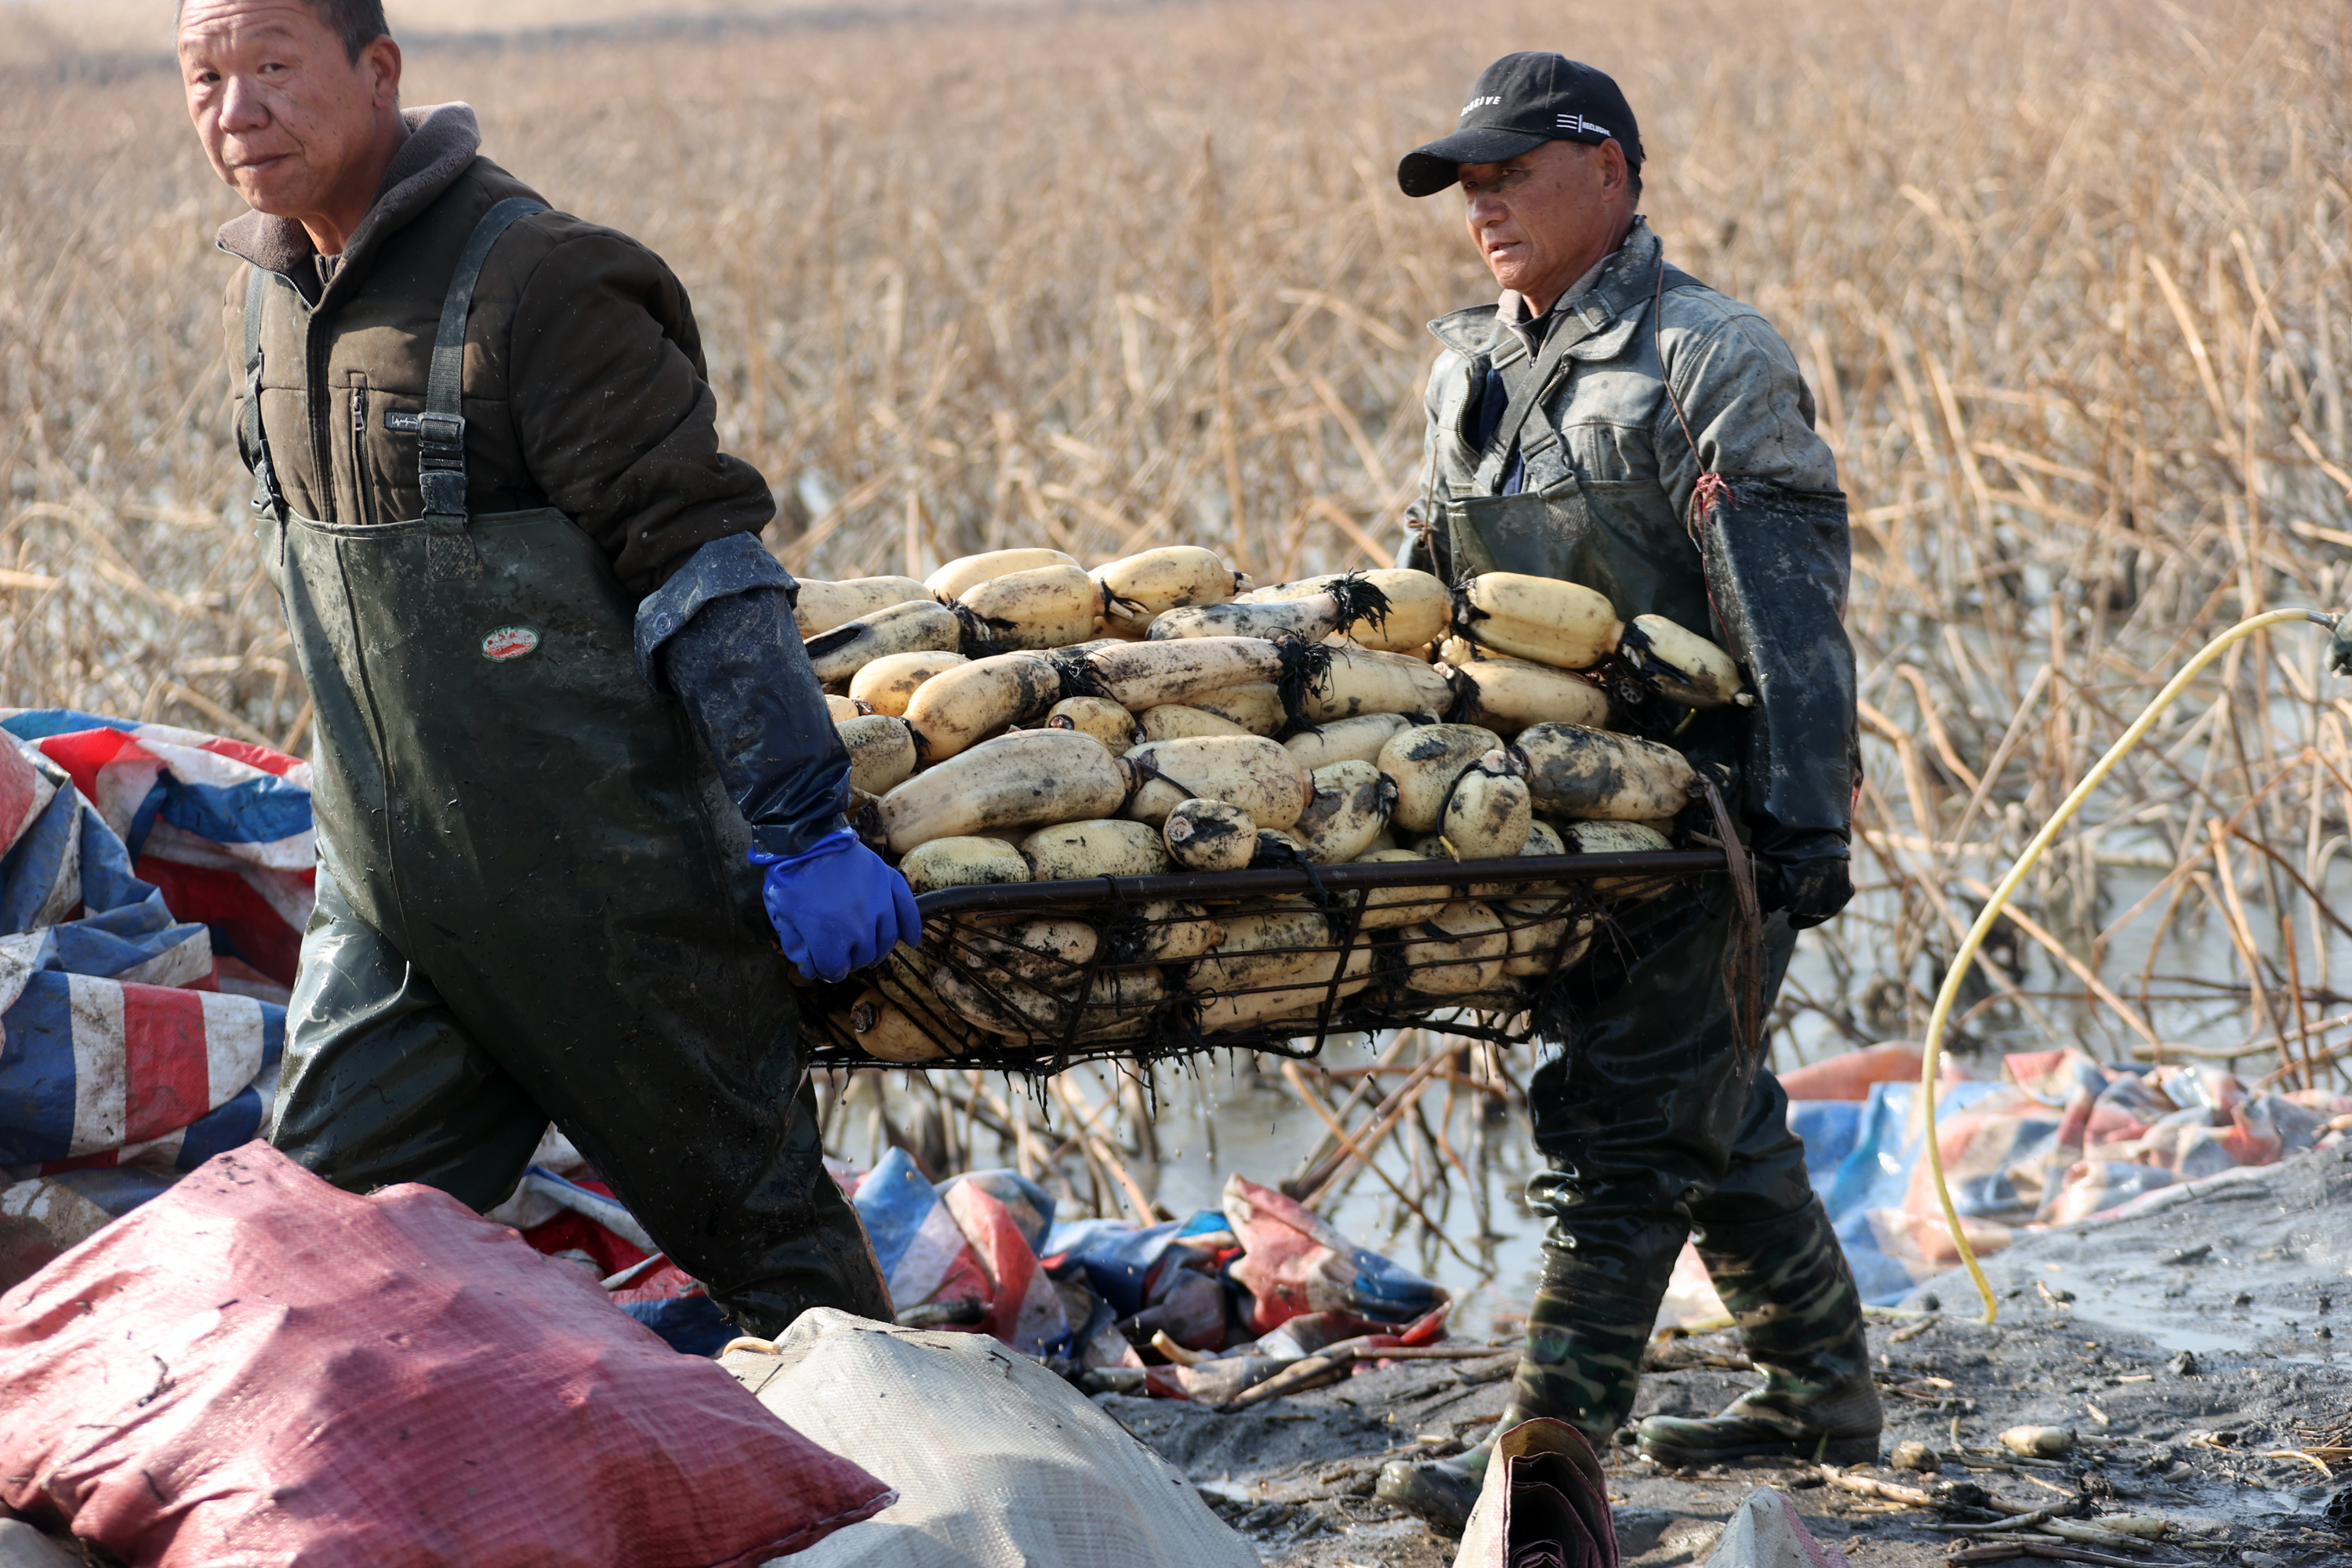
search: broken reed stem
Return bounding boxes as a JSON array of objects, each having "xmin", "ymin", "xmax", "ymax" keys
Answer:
[
  {"xmin": 1283, "ymin": 1029, "xmax": 1418, "ymax": 1194},
  {"xmin": 1279, "ymin": 1060, "xmax": 1479, "ymax": 1272},
  {"xmin": 1299, "ymin": 1037, "xmax": 1459, "ymax": 1210}
]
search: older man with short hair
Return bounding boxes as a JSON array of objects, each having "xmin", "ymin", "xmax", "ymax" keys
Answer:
[
  {"xmin": 1375, "ymin": 54, "xmax": 1878, "ymax": 1532},
  {"xmin": 178, "ymin": 0, "xmax": 913, "ymax": 1332}
]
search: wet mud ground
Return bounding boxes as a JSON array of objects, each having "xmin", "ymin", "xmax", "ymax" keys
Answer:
[{"xmin": 1098, "ymin": 1142, "xmax": 2352, "ymax": 1566}]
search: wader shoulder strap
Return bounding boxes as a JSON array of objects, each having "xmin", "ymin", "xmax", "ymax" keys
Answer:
[
  {"xmin": 242, "ymin": 267, "xmax": 286, "ymax": 523},
  {"xmin": 1473, "ymin": 320, "xmax": 1584, "ymax": 495},
  {"xmin": 1473, "ymin": 260, "xmax": 1709, "ymax": 497},
  {"xmin": 389, "ymin": 196, "xmax": 549, "ymax": 581}
]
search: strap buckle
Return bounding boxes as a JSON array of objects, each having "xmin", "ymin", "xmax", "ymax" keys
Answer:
[
  {"xmin": 411, "ymin": 408, "xmax": 466, "ymax": 459},
  {"xmin": 419, "ymin": 470, "xmax": 471, "ymax": 517},
  {"xmin": 385, "ymin": 408, "xmax": 466, "ymax": 459}
]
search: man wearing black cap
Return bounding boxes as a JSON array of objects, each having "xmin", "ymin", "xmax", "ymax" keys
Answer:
[{"xmin": 1375, "ymin": 53, "xmax": 1878, "ymax": 1531}]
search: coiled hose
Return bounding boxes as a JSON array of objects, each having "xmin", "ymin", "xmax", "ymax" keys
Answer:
[{"xmin": 1920, "ymin": 607, "xmax": 2343, "ymax": 1324}]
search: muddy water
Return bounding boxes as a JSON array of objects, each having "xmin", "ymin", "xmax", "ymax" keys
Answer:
[
  {"xmin": 1141, "ymin": 1036, "xmax": 1555, "ymax": 1330},
  {"xmin": 1775, "ymin": 844, "xmax": 2352, "ymax": 1073}
]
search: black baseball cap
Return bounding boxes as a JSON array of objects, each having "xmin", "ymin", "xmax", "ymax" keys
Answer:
[{"xmin": 1398, "ymin": 53, "xmax": 1642, "ymax": 198}]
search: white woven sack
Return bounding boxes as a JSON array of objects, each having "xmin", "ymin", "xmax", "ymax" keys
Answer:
[
  {"xmin": 1699, "ymin": 1487, "xmax": 1842, "ymax": 1568},
  {"xmin": 726, "ymin": 1309, "xmax": 1256, "ymax": 1568}
]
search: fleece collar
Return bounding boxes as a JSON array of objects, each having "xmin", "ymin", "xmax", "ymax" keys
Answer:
[
  {"xmin": 1428, "ymin": 216, "xmax": 1664, "ymax": 360},
  {"xmin": 215, "ymin": 102, "xmax": 482, "ymax": 279}
]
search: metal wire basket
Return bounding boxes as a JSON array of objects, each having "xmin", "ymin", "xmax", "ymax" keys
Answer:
[{"xmin": 800, "ymin": 848, "xmax": 1730, "ymax": 1071}]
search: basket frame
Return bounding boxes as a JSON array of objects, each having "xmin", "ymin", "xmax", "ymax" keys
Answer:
[{"xmin": 805, "ymin": 848, "xmax": 1729, "ymax": 1072}]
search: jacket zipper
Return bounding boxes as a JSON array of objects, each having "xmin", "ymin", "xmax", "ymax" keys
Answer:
[
  {"xmin": 305, "ymin": 305, "xmax": 335, "ymax": 522},
  {"xmin": 351, "ymin": 379, "xmax": 376, "ymax": 528}
]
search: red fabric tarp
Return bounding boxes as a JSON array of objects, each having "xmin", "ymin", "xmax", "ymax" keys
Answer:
[{"xmin": 0, "ymin": 1142, "xmax": 891, "ymax": 1568}]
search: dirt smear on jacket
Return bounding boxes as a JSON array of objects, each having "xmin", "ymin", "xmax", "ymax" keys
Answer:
[{"xmin": 1094, "ymin": 1142, "xmax": 2352, "ymax": 1566}]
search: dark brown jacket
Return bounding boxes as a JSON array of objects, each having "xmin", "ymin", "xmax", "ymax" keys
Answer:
[{"xmin": 220, "ymin": 103, "xmax": 771, "ymax": 593}]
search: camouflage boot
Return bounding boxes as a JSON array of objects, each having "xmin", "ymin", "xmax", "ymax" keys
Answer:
[
  {"xmin": 1635, "ymin": 1198, "xmax": 1882, "ymax": 1467},
  {"xmin": 1374, "ymin": 1280, "xmax": 1656, "ymax": 1536}
]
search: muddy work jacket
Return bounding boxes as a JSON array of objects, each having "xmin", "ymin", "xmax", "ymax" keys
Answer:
[
  {"xmin": 220, "ymin": 103, "xmax": 772, "ymax": 595},
  {"xmin": 1404, "ymin": 218, "xmax": 1857, "ymax": 864}
]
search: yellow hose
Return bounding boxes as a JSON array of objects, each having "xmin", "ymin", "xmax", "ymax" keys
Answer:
[{"xmin": 1918, "ymin": 608, "xmax": 2339, "ymax": 1324}]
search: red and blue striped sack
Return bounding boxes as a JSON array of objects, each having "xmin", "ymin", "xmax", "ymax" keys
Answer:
[{"xmin": 0, "ymin": 719, "xmax": 292, "ymax": 1286}]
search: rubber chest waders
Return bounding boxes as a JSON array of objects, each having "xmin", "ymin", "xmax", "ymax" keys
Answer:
[
  {"xmin": 1433, "ymin": 242, "xmax": 1827, "ymax": 1437},
  {"xmin": 247, "ymin": 198, "xmax": 887, "ymax": 1329},
  {"xmin": 1441, "ymin": 256, "xmax": 1714, "ymax": 637}
]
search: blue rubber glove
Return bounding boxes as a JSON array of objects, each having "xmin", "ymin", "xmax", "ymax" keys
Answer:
[{"xmin": 750, "ymin": 828, "xmax": 922, "ymax": 982}]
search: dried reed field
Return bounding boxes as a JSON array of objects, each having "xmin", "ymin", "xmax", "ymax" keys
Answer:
[{"xmin": 5, "ymin": 0, "xmax": 2352, "ymax": 1149}]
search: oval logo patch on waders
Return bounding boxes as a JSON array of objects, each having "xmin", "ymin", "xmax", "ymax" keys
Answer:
[{"xmin": 481, "ymin": 626, "xmax": 540, "ymax": 662}]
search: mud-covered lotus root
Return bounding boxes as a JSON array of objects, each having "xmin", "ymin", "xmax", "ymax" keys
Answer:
[
  {"xmin": 1556, "ymin": 818, "xmax": 1676, "ymax": 898},
  {"xmin": 1348, "ymin": 847, "xmax": 1450, "ymax": 930},
  {"xmin": 1515, "ymin": 722, "xmax": 1697, "ymax": 822},
  {"xmin": 957, "ymin": 564, "xmax": 1100, "ymax": 652},
  {"xmin": 898, "ymin": 834, "xmax": 1032, "ymax": 894},
  {"xmin": 1138, "ymin": 703, "xmax": 1251, "ymax": 742},
  {"xmin": 1185, "ymin": 681, "xmax": 1286, "ymax": 737},
  {"xmin": 1122, "ymin": 734, "xmax": 1312, "ymax": 828},
  {"xmin": 1247, "ymin": 827, "xmax": 1308, "ymax": 867},
  {"xmin": 836, "ymin": 714, "xmax": 920, "ymax": 796},
  {"xmin": 804, "ymin": 597, "xmax": 964, "ymax": 688},
  {"xmin": 1019, "ymin": 818, "xmax": 1170, "ymax": 880},
  {"xmin": 1120, "ymin": 898, "xmax": 1224, "ymax": 963},
  {"xmin": 1501, "ymin": 904, "xmax": 1592, "ymax": 977},
  {"xmin": 959, "ymin": 915, "xmax": 1099, "ymax": 983},
  {"xmin": 1091, "ymin": 545, "xmax": 1241, "ymax": 626},
  {"xmin": 1190, "ymin": 908, "xmax": 1331, "ymax": 993},
  {"xmin": 924, "ymin": 546, "xmax": 1081, "ymax": 601},
  {"xmin": 793, "ymin": 575, "xmax": 935, "ymax": 637},
  {"xmin": 1044, "ymin": 695, "xmax": 1142, "ymax": 753},
  {"xmin": 848, "ymin": 648, "xmax": 969, "ymax": 717},
  {"xmin": 1283, "ymin": 711, "xmax": 1417, "ymax": 771},
  {"xmin": 1377, "ymin": 722, "xmax": 1504, "ymax": 833},
  {"xmin": 1163, "ymin": 797, "xmax": 1258, "ymax": 871},
  {"xmin": 1290, "ymin": 758, "xmax": 1396, "ymax": 864},
  {"xmin": 844, "ymin": 991, "xmax": 949, "ymax": 1062},
  {"xmin": 1438, "ymin": 749, "xmax": 1533, "ymax": 861},
  {"xmin": 1300, "ymin": 645, "xmax": 1455, "ymax": 724},
  {"xmin": 1613, "ymin": 613, "xmax": 1749, "ymax": 709},
  {"xmin": 1400, "ymin": 900, "xmax": 1509, "ymax": 995}
]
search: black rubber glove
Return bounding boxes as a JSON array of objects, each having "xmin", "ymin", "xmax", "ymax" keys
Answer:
[
  {"xmin": 1758, "ymin": 851, "xmax": 1853, "ymax": 930},
  {"xmin": 2330, "ymin": 615, "xmax": 2352, "ymax": 677}
]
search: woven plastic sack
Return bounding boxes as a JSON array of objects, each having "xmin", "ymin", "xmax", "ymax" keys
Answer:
[
  {"xmin": 723, "ymin": 1308, "xmax": 1257, "ymax": 1568},
  {"xmin": 1699, "ymin": 1487, "xmax": 1840, "ymax": 1568},
  {"xmin": 1222, "ymin": 1173, "xmax": 1444, "ymax": 1334},
  {"xmin": 1775, "ymin": 1042, "xmax": 1922, "ymax": 1102},
  {"xmin": 0, "ymin": 1143, "xmax": 891, "ymax": 1568},
  {"xmin": 1453, "ymin": 1418, "xmax": 1617, "ymax": 1568}
]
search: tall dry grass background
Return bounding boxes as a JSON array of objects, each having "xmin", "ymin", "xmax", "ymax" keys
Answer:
[{"xmin": 5, "ymin": 0, "xmax": 2352, "ymax": 1228}]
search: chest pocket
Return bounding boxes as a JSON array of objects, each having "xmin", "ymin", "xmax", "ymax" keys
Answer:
[{"xmin": 1547, "ymin": 345, "xmax": 1663, "ymax": 485}]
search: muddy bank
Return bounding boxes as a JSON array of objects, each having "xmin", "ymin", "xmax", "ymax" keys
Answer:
[{"xmin": 1095, "ymin": 1142, "xmax": 2352, "ymax": 1566}]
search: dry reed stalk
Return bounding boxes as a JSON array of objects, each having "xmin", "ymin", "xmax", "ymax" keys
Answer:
[
  {"xmin": 2, "ymin": 0, "xmax": 2349, "ymax": 1094},
  {"xmin": 1279, "ymin": 1060, "xmax": 1478, "ymax": 1272}
]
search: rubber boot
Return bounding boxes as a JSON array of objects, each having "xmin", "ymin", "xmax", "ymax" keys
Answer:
[
  {"xmin": 1636, "ymin": 1198, "xmax": 1882, "ymax": 1467},
  {"xmin": 1375, "ymin": 1281, "xmax": 1655, "ymax": 1537}
]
